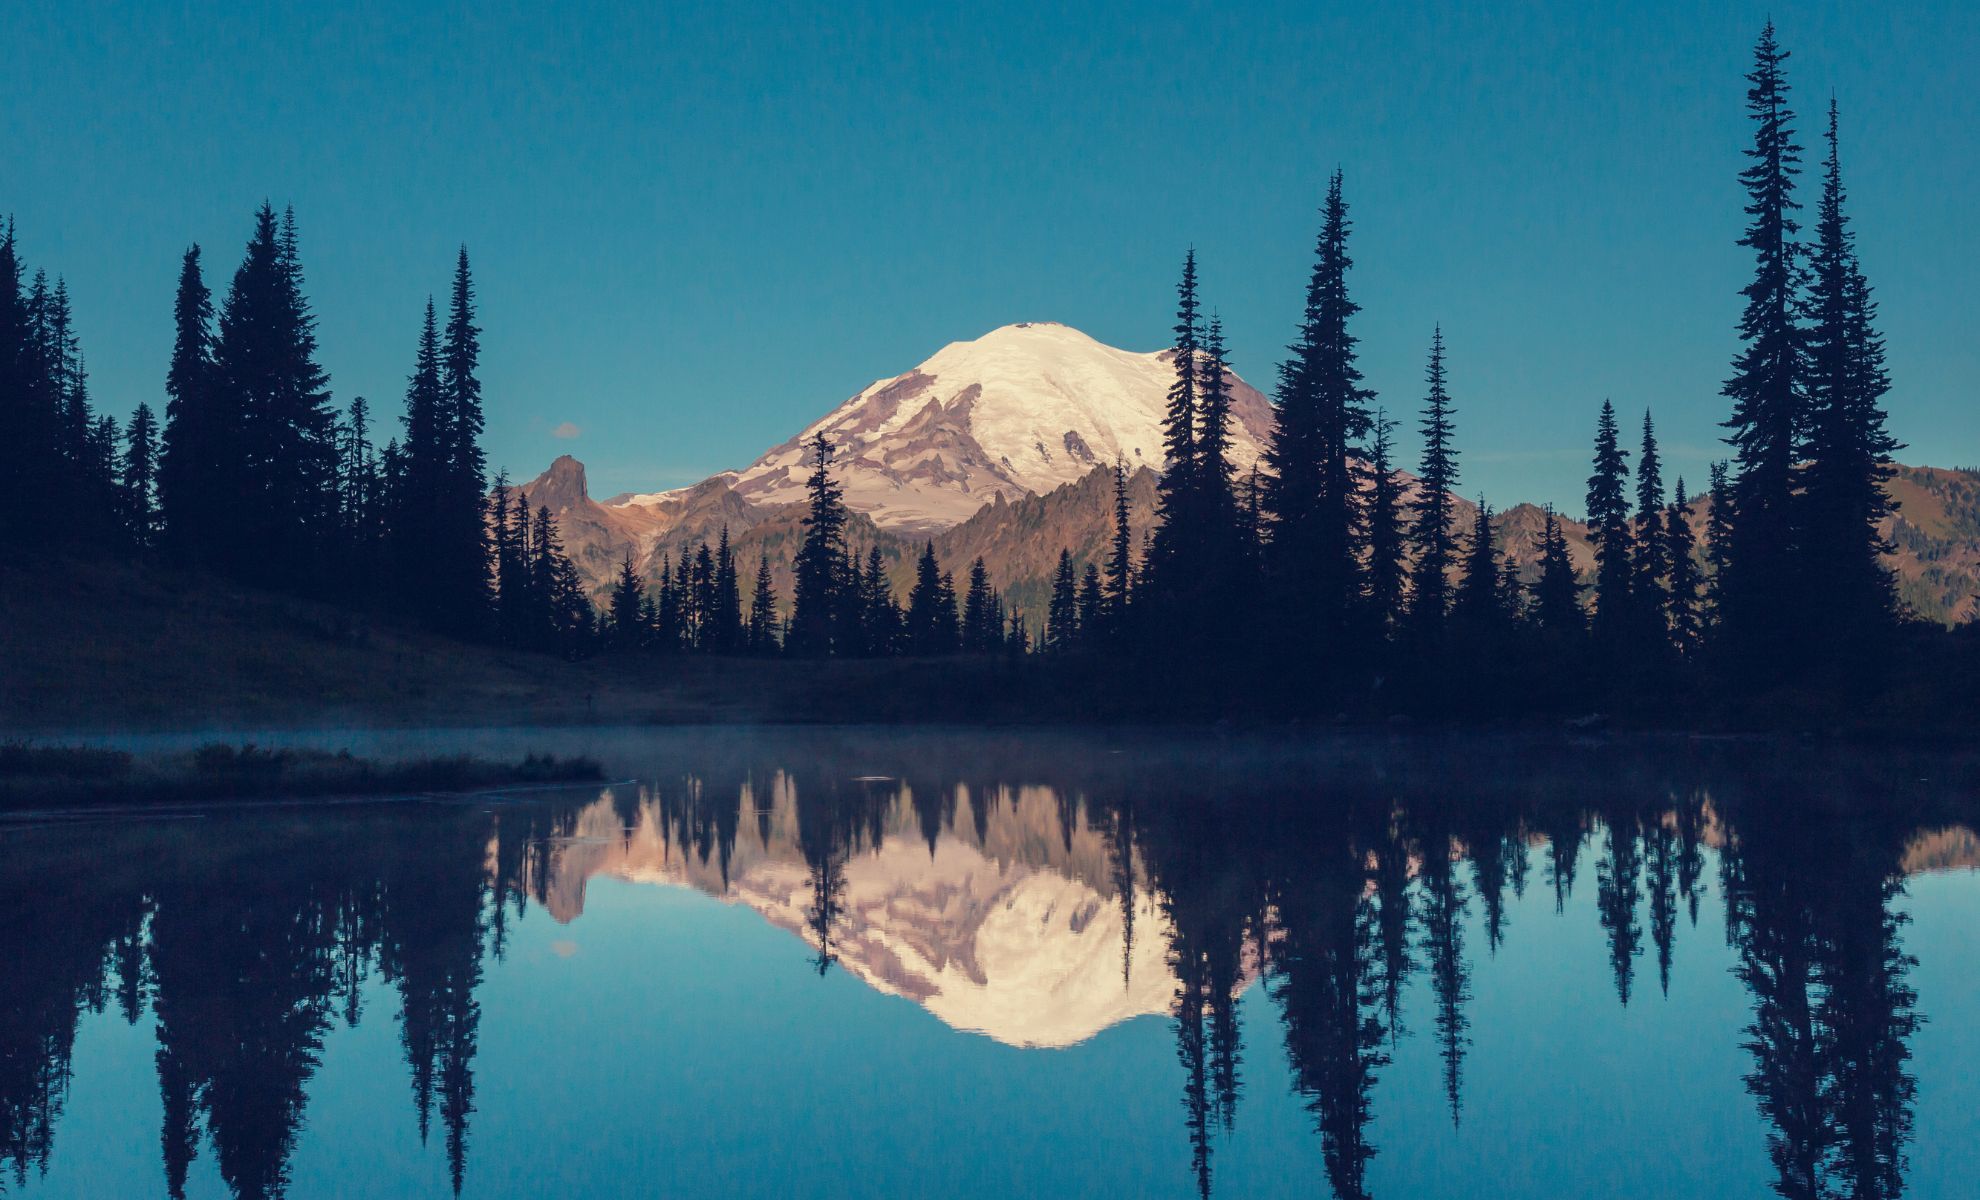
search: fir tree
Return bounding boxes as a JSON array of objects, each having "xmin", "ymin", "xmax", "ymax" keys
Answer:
[
  {"xmin": 1365, "ymin": 408, "xmax": 1406, "ymax": 636},
  {"xmin": 710, "ymin": 526, "xmax": 744, "ymax": 653},
  {"xmin": 1705, "ymin": 461, "xmax": 1735, "ymax": 623},
  {"xmin": 1151, "ymin": 249, "xmax": 1202, "ymax": 590},
  {"xmin": 1586, "ymin": 400, "xmax": 1634, "ymax": 645},
  {"xmin": 1633, "ymin": 410, "xmax": 1670, "ymax": 643},
  {"xmin": 906, "ymin": 541, "xmax": 957, "ymax": 655},
  {"xmin": 1666, "ymin": 481, "xmax": 1705, "ymax": 656},
  {"xmin": 1047, "ymin": 549, "xmax": 1080, "ymax": 653},
  {"xmin": 210, "ymin": 205, "xmax": 338, "ymax": 587},
  {"xmin": 858, "ymin": 545, "xmax": 899, "ymax": 656},
  {"xmin": 435, "ymin": 248, "xmax": 491, "ymax": 635},
  {"xmin": 157, "ymin": 245, "xmax": 220, "ymax": 564},
  {"xmin": 1452, "ymin": 499, "xmax": 1499, "ymax": 628},
  {"xmin": 747, "ymin": 553, "xmax": 779, "ymax": 654},
  {"xmin": 121, "ymin": 401, "xmax": 159, "ymax": 548},
  {"xmin": 1076, "ymin": 563, "xmax": 1103, "ymax": 649},
  {"xmin": 394, "ymin": 299, "xmax": 446, "ymax": 613},
  {"xmin": 609, "ymin": 551, "xmax": 645, "ymax": 651},
  {"xmin": 1497, "ymin": 552, "xmax": 1525, "ymax": 624},
  {"xmin": 1264, "ymin": 171, "xmax": 1374, "ymax": 651},
  {"xmin": 788, "ymin": 433, "xmax": 849, "ymax": 655},
  {"xmin": 1799, "ymin": 98, "xmax": 1901, "ymax": 654},
  {"xmin": 1719, "ymin": 22, "xmax": 1807, "ymax": 668},
  {"xmin": 1195, "ymin": 313, "xmax": 1239, "ymax": 554},
  {"xmin": 962, "ymin": 557, "xmax": 995, "ymax": 652},
  {"xmin": 1409, "ymin": 328, "xmax": 1460, "ymax": 632},
  {"xmin": 1533, "ymin": 504, "xmax": 1583, "ymax": 633},
  {"xmin": 1104, "ymin": 461, "xmax": 1134, "ymax": 640}
]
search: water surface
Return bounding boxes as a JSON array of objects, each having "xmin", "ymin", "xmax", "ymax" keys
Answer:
[{"xmin": 3, "ymin": 728, "xmax": 1976, "ymax": 1199}]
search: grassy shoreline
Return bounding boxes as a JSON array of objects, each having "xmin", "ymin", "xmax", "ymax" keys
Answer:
[{"xmin": 0, "ymin": 740, "xmax": 603, "ymax": 809}]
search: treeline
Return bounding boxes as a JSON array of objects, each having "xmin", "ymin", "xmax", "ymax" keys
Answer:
[
  {"xmin": 761, "ymin": 23, "xmax": 1911, "ymax": 711},
  {"xmin": 0, "ymin": 23, "xmax": 1945, "ymax": 711},
  {"xmin": 1, "ymin": 204, "xmax": 599, "ymax": 654}
]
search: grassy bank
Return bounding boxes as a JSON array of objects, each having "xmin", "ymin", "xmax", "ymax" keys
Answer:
[{"xmin": 0, "ymin": 739, "xmax": 602, "ymax": 808}]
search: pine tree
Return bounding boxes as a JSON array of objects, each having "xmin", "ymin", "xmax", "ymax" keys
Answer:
[
  {"xmin": 1047, "ymin": 549, "xmax": 1080, "ymax": 653},
  {"xmin": 0, "ymin": 219, "xmax": 58, "ymax": 551},
  {"xmin": 1452, "ymin": 499, "xmax": 1499, "ymax": 628},
  {"xmin": 962, "ymin": 557, "xmax": 995, "ymax": 652},
  {"xmin": 157, "ymin": 245, "xmax": 221, "ymax": 564},
  {"xmin": 690, "ymin": 541, "xmax": 717, "ymax": 650},
  {"xmin": 1719, "ymin": 22, "xmax": 1807, "ymax": 668},
  {"xmin": 1632, "ymin": 410, "xmax": 1670, "ymax": 644},
  {"xmin": 1666, "ymin": 481, "xmax": 1704, "ymax": 656},
  {"xmin": 1365, "ymin": 408, "xmax": 1406, "ymax": 635},
  {"xmin": 1409, "ymin": 328, "xmax": 1460, "ymax": 632},
  {"xmin": 1264, "ymin": 171, "xmax": 1374, "ymax": 650},
  {"xmin": 394, "ymin": 299, "xmax": 446, "ymax": 613},
  {"xmin": 905, "ymin": 542, "xmax": 957, "ymax": 655},
  {"xmin": 1799, "ymin": 98, "xmax": 1901, "ymax": 653},
  {"xmin": 747, "ymin": 553, "xmax": 779, "ymax": 654},
  {"xmin": 1705, "ymin": 461, "xmax": 1734, "ymax": 624},
  {"xmin": 435, "ymin": 247, "xmax": 491, "ymax": 635},
  {"xmin": 1497, "ymin": 552, "xmax": 1525, "ymax": 624},
  {"xmin": 609, "ymin": 551, "xmax": 646, "ymax": 651},
  {"xmin": 210, "ymin": 205, "xmax": 338, "ymax": 587},
  {"xmin": 788, "ymin": 433, "xmax": 849, "ymax": 655},
  {"xmin": 1076, "ymin": 563, "xmax": 1103, "ymax": 649},
  {"xmin": 1104, "ymin": 461, "xmax": 1134, "ymax": 640},
  {"xmin": 1151, "ymin": 249, "xmax": 1202, "ymax": 592},
  {"xmin": 710, "ymin": 526, "xmax": 744, "ymax": 653},
  {"xmin": 337, "ymin": 396, "xmax": 380, "ymax": 567},
  {"xmin": 1195, "ymin": 312, "xmax": 1239, "ymax": 554},
  {"xmin": 121, "ymin": 401, "xmax": 159, "ymax": 548},
  {"xmin": 1533, "ymin": 504, "xmax": 1583, "ymax": 633},
  {"xmin": 1586, "ymin": 400, "xmax": 1634, "ymax": 646},
  {"xmin": 858, "ymin": 545, "xmax": 898, "ymax": 656}
]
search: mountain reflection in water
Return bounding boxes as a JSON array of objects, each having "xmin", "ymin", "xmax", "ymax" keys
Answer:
[{"xmin": 1, "ymin": 731, "xmax": 1975, "ymax": 1200}]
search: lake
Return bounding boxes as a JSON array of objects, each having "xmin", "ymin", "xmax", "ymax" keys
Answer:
[{"xmin": 3, "ymin": 727, "xmax": 1976, "ymax": 1199}]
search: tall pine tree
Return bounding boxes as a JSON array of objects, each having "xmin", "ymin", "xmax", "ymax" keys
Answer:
[
  {"xmin": 1408, "ymin": 328, "xmax": 1459, "ymax": 632},
  {"xmin": 1586, "ymin": 400, "xmax": 1633, "ymax": 647}
]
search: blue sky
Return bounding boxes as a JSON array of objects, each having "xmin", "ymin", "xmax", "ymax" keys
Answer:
[{"xmin": 7, "ymin": 1, "xmax": 1975, "ymax": 512}]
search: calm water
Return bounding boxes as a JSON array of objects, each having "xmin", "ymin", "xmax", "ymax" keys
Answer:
[{"xmin": 3, "ymin": 728, "xmax": 1977, "ymax": 1200}]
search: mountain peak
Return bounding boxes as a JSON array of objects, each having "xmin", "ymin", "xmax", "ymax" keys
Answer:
[
  {"xmin": 627, "ymin": 324, "xmax": 1276, "ymax": 533},
  {"xmin": 523, "ymin": 454, "xmax": 591, "ymax": 511}
]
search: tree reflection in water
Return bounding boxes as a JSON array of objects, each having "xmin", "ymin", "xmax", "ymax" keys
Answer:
[{"xmin": 0, "ymin": 735, "xmax": 1967, "ymax": 1199}]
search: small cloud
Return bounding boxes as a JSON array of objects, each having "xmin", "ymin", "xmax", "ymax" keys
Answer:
[
  {"xmin": 550, "ymin": 940, "xmax": 579, "ymax": 959},
  {"xmin": 551, "ymin": 421, "xmax": 582, "ymax": 440}
]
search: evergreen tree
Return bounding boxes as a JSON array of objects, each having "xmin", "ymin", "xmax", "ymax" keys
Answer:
[
  {"xmin": 905, "ymin": 541, "xmax": 957, "ymax": 655},
  {"xmin": 121, "ymin": 401, "xmax": 159, "ymax": 548},
  {"xmin": 210, "ymin": 205, "xmax": 339, "ymax": 587},
  {"xmin": 1076, "ymin": 563, "xmax": 1103, "ymax": 649},
  {"xmin": 337, "ymin": 397, "xmax": 380, "ymax": 565},
  {"xmin": 1497, "ymin": 552, "xmax": 1525, "ymax": 624},
  {"xmin": 1719, "ymin": 22, "xmax": 1807, "ymax": 669},
  {"xmin": 1633, "ymin": 410, "xmax": 1670, "ymax": 643},
  {"xmin": 1533, "ymin": 505, "xmax": 1583, "ymax": 633},
  {"xmin": 962, "ymin": 557, "xmax": 995, "ymax": 652},
  {"xmin": 1586, "ymin": 400, "xmax": 1634, "ymax": 645},
  {"xmin": 0, "ymin": 220, "xmax": 57, "ymax": 550},
  {"xmin": 788, "ymin": 433, "xmax": 849, "ymax": 655},
  {"xmin": 1264, "ymin": 171, "xmax": 1374, "ymax": 652},
  {"xmin": 690, "ymin": 541, "xmax": 717, "ymax": 650},
  {"xmin": 1365, "ymin": 408, "xmax": 1406, "ymax": 635},
  {"xmin": 393, "ymin": 299, "xmax": 446, "ymax": 613},
  {"xmin": 710, "ymin": 526, "xmax": 744, "ymax": 653},
  {"xmin": 1104, "ymin": 461, "xmax": 1134, "ymax": 640},
  {"xmin": 1047, "ymin": 549, "xmax": 1080, "ymax": 653},
  {"xmin": 1705, "ymin": 461, "xmax": 1735, "ymax": 623},
  {"xmin": 874, "ymin": 546, "xmax": 905, "ymax": 655},
  {"xmin": 609, "ymin": 551, "xmax": 645, "ymax": 651},
  {"xmin": 1408, "ymin": 328, "xmax": 1460, "ymax": 632},
  {"xmin": 1799, "ymin": 99, "xmax": 1901, "ymax": 655},
  {"xmin": 1195, "ymin": 313, "xmax": 1240, "ymax": 557},
  {"xmin": 1666, "ymin": 481, "xmax": 1705, "ymax": 656},
  {"xmin": 157, "ymin": 245, "xmax": 221, "ymax": 564},
  {"xmin": 1452, "ymin": 500, "xmax": 1499, "ymax": 628},
  {"xmin": 747, "ymin": 553, "xmax": 779, "ymax": 654},
  {"xmin": 435, "ymin": 248, "xmax": 491, "ymax": 635},
  {"xmin": 1151, "ymin": 249, "xmax": 1202, "ymax": 592}
]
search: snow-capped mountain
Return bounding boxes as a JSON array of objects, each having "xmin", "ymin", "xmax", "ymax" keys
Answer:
[{"xmin": 618, "ymin": 321, "xmax": 1277, "ymax": 533}]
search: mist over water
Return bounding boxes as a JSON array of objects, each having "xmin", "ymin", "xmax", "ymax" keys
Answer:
[{"xmin": 3, "ymin": 729, "xmax": 1976, "ymax": 1199}]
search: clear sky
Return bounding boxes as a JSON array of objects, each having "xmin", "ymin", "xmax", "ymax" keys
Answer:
[{"xmin": 7, "ymin": 1, "xmax": 1975, "ymax": 512}]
